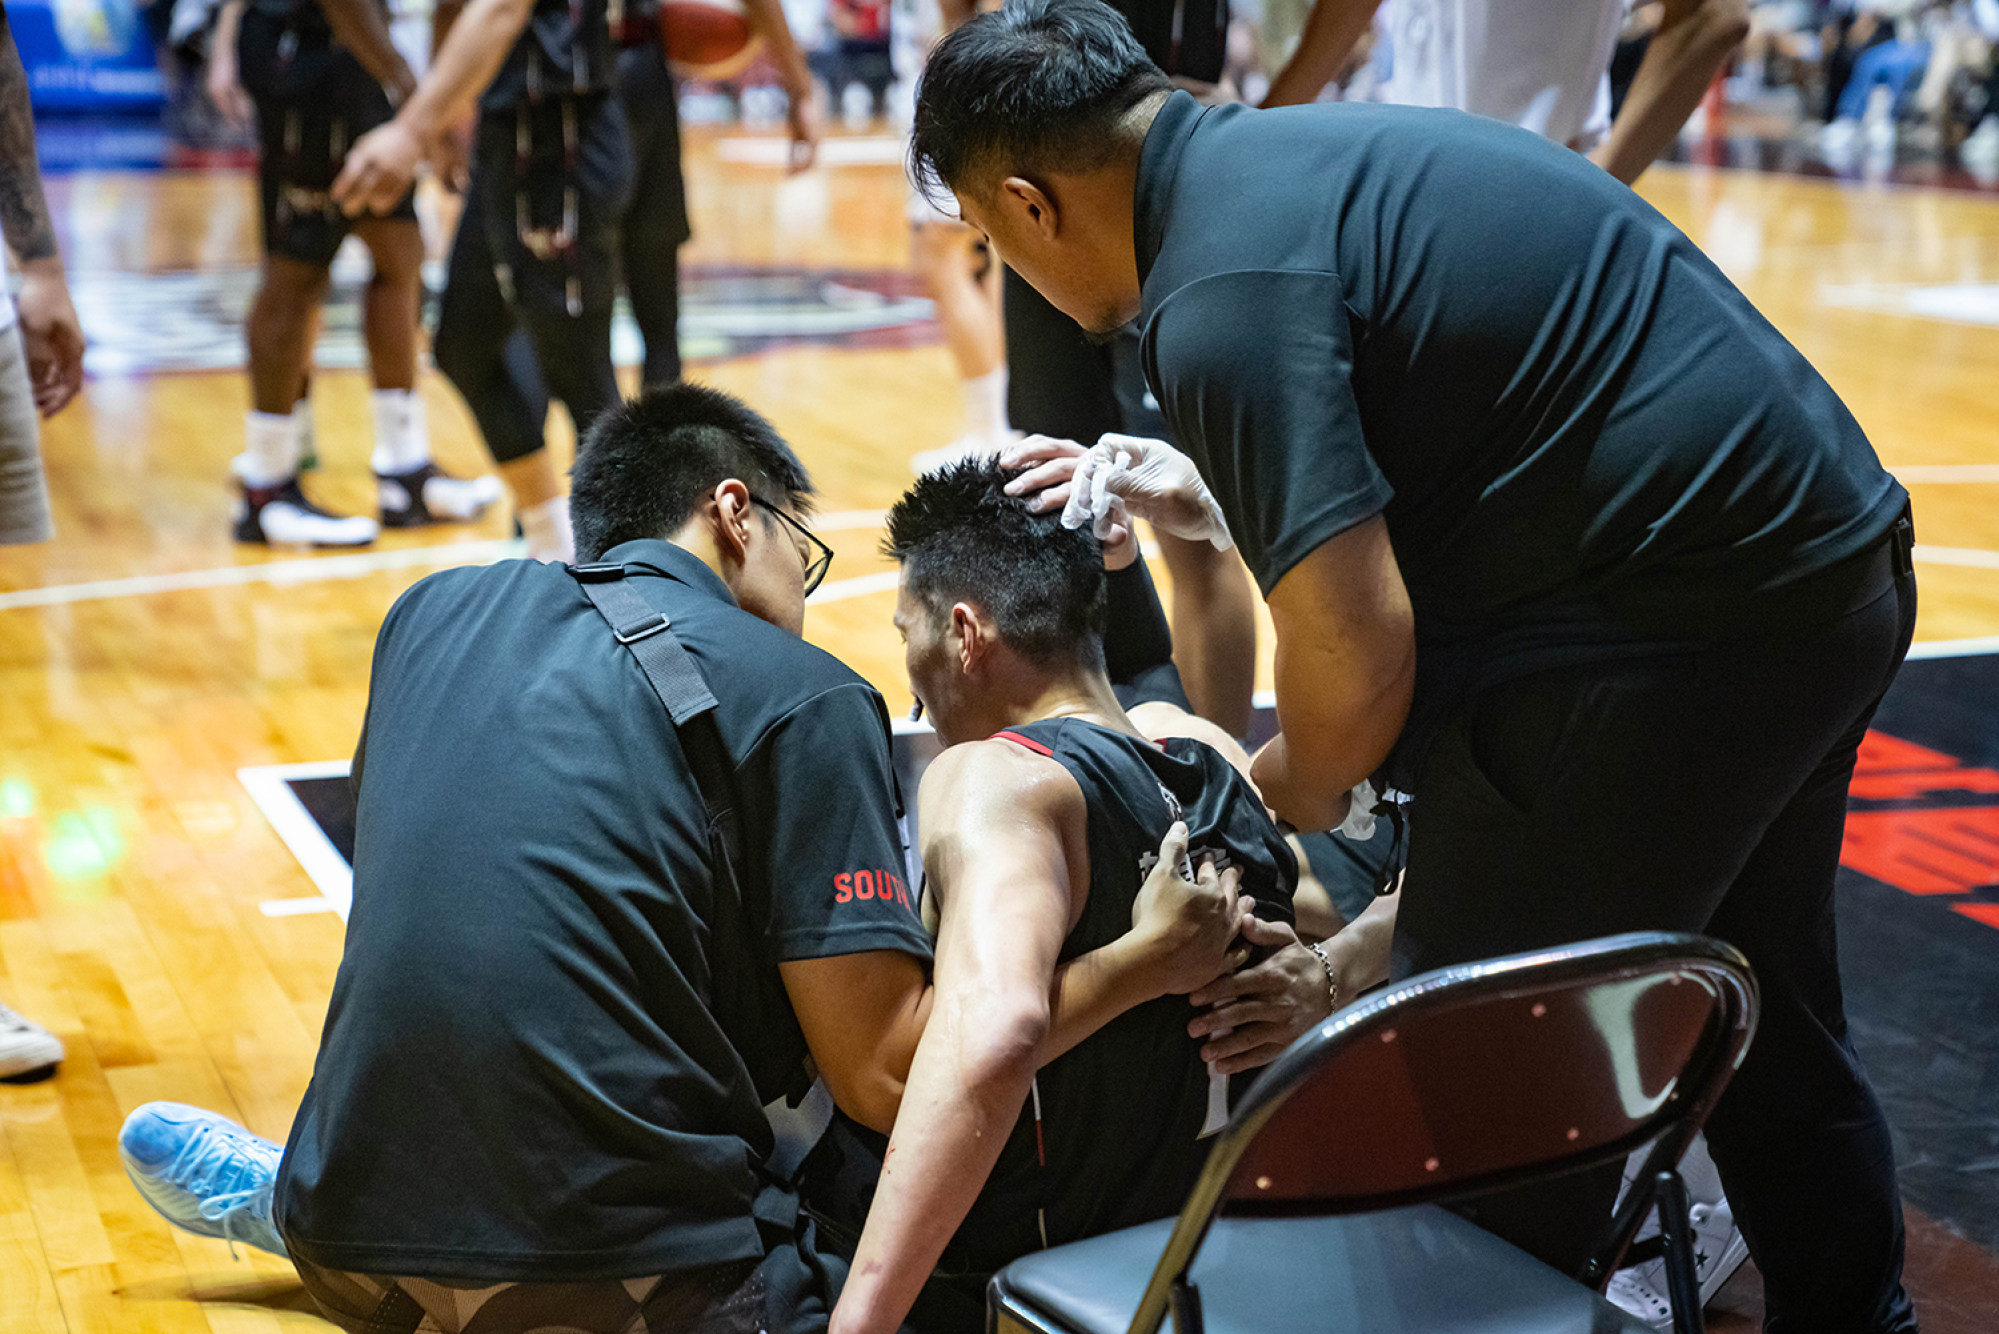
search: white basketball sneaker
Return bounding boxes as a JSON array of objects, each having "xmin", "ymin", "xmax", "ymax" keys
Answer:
[
  {"xmin": 0, "ymin": 1002, "xmax": 62, "ymax": 1082},
  {"xmin": 234, "ymin": 478, "xmax": 380, "ymax": 547},
  {"xmin": 377, "ymin": 463, "xmax": 505, "ymax": 527}
]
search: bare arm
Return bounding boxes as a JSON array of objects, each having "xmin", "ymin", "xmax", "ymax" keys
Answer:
[
  {"xmin": 331, "ymin": 0, "xmax": 533, "ymax": 214},
  {"xmin": 0, "ymin": 10, "xmax": 57, "ymax": 265},
  {"xmin": 205, "ymin": 0, "xmax": 254, "ymax": 124},
  {"xmin": 1590, "ymin": 0, "xmax": 1749, "ymax": 184},
  {"xmin": 1249, "ymin": 516, "xmax": 1415, "ymax": 832},
  {"xmin": 1260, "ymin": 0, "xmax": 1385, "ymax": 108},
  {"xmin": 785, "ymin": 793, "xmax": 1242, "ymax": 1132},
  {"xmin": 0, "ymin": 10, "xmax": 84, "ymax": 416},
  {"xmin": 317, "ymin": 0, "xmax": 418, "ymax": 103},
  {"xmin": 741, "ymin": 0, "xmax": 820, "ymax": 171},
  {"xmin": 827, "ymin": 742, "xmax": 1078, "ymax": 1334}
]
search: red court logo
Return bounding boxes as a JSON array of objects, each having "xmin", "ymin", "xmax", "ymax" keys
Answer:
[{"xmin": 1839, "ymin": 731, "xmax": 1999, "ymax": 932}]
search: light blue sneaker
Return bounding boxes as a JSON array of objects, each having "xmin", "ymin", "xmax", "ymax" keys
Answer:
[{"xmin": 119, "ymin": 1101, "xmax": 288, "ymax": 1257}]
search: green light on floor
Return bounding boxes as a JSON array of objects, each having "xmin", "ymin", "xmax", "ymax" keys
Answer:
[
  {"xmin": 0, "ymin": 778, "xmax": 34, "ymax": 819},
  {"xmin": 44, "ymin": 807, "xmax": 125, "ymax": 882}
]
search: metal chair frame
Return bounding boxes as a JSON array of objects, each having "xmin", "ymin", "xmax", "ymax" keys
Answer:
[{"xmin": 991, "ymin": 931, "xmax": 1758, "ymax": 1334}]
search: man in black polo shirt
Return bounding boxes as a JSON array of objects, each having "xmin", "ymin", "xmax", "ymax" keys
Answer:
[
  {"xmin": 913, "ymin": 3, "xmax": 1919, "ymax": 1331},
  {"xmin": 118, "ymin": 383, "xmax": 1237, "ymax": 1333}
]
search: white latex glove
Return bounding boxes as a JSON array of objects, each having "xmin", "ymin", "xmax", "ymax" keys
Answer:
[{"xmin": 1062, "ymin": 433, "xmax": 1233, "ymax": 551}]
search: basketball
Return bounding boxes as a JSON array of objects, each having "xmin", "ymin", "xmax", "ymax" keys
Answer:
[{"xmin": 660, "ymin": 0, "xmax": 763, "ymax": 80}]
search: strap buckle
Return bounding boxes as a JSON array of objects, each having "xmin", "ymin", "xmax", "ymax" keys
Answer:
[
  {"xmin": 614, "ymin": 612, "xmax": 671, "ymax": 644},
  {"xmin": 571, "ymin": 562, "xmax": 626, "ymax": 583}
]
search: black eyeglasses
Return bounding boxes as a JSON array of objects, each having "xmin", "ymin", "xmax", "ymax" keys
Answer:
[{"xmin": 752, "ymin": 496, "xmax": 834, "ymax": 596}]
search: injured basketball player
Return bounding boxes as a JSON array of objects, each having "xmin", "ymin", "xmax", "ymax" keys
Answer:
[{"xmin": 808, "ymin": 458, "xmax": 1364, "ymax": 1334}]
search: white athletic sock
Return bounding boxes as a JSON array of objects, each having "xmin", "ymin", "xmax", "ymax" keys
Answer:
[
  {"xmin": 235, "ymin": 412, "xmax": 303, "ymax": 489},
  {"xmin": 961, "ymin": 368, "xmax": 1010, "ymax": 441},
  {"xmin": 518, "ymin": 495, "xmax": 575, "ymax": 564},
  {"xmin": 291, "ymin": 399, "xmax": 316, "ymax": 463},
  {"xmin": 369, "ymin": 389, "xmax": 432, "ymax": 475}
]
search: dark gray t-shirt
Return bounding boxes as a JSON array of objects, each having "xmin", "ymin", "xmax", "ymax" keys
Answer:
[
  {"xmin": 1135, "ymin": 93, "xmax": 1906, "ymax": 655},
  {"xmin": 275, "ymin": 542, "xmax": 931, "ymax": 1282}
]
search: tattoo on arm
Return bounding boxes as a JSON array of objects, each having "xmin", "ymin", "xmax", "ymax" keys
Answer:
[{"xmin": 0, "ymin": 15, "xmax": 59, "ymax": 262}]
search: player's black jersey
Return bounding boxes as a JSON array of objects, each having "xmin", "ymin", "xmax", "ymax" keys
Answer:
[
  {"xmin": 955, "ymin": 716, "xmax": 1295, "ymax": 1267},
  {"xmin": 799, "ymin": 714, "xmax": 1294, "ymax": 1317}
]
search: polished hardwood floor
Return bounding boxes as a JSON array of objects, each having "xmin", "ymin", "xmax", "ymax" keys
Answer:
[{"xmin": 2, "ymin": 124, "xmax": 1997, "ymax": 1331}]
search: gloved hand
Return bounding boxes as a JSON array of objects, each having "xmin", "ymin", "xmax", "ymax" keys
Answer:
[
  {"xmin": 998, "ymin": 435, "xmax": 1138, "ymax": 565},
  {"xmin": 1063, "ymin": 433, "xmax": 1233, "ymax": 551}
]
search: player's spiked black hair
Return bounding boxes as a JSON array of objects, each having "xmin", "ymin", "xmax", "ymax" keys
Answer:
[
  {"xmin": 885, "ymin": 458, "xmax": 1107, "ymax": 672},
  {"xmin": 571, "ymin": 382, "xmax": 814, "ymax": 564},
  {"xmin": 910, "ymin": 0, "xmax": 1172, "ymax": 206}
]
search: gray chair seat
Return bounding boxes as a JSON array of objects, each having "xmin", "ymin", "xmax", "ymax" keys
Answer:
[{"xmin": 991, "ymin": 1204, "xmax": 1655, "ymax": 1334}]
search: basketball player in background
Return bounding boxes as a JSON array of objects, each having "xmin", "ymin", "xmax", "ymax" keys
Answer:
[
  {"xmin": 1, "ymin": 0, "xmax": 85, "ymax": 1080},
  {"xmin": 334, "ymin": 0, "xmax": 631, "ymax": 562},
  {"xmin": 896, "ymin": 0, "xmax": 1018, "ymax": 472},
  {"xmin": 206, "ymin": 0, "xmax": 501, "ymax": 547},
  {"xmin": 614, "ymin": 0, "xmax": 821, "ymax": 389},
  {"xmin": 1259, "ymin": 0, "xmax": 1749, "ymax": 184}
]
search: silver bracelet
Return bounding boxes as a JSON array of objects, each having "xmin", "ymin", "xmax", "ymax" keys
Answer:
[{"xmin": 1305, "ymin": 940, "xmax": 1341, "ymax": 1011}]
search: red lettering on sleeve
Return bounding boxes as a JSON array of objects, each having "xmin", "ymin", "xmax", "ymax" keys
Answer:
[
  {"xmin": 855, "ymin": 870, "xmax": 876, "ymax": 900},
  {"xmin": 833, "ymin": 872, "xmax": 853, "ymax": 903}
]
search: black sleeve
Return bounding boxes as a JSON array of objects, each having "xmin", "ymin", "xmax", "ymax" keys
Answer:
[
  {"xmin": 742, "ymin": 683, "xmax": 935, "ymax": 963},
  {"xmin": 1143, "ymin": 268, "xmax": 1394, "ymax": 595},
  {"xmin": 1102, "ymin": 556, "xmax": 1189, "ymax": 711}
]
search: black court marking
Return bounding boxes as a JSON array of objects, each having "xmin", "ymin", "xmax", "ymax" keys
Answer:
[{"xmin": 246, "ymin": 671, "xmax": 1999, "ymax": 1250}]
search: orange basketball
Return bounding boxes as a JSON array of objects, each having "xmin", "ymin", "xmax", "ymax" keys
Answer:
[{"xmin": 660, "ymin": 0, "xmax": 764, "ymax": 79}]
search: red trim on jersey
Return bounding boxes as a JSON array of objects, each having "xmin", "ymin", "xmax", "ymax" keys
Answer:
[{"xmin": 991, "ymin": 729, "xmax": 1055, "ymax": 757}]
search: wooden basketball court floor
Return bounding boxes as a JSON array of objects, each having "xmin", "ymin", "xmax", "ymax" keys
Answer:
[{"xmin": 3, "ymin": 127, "xmax": 1999, "ymax": 1330}]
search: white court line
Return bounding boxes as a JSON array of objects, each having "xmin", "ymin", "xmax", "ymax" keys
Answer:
[
  {"xmin": 813, "ymin": 510, "xmax": 887, "ymax": 531},
  {"xmin": 1907, "ymin": 637, "xmax": 1999, "ymax": 660},
  {"xmin": 0, "ymin": 539, "xmax": 517, "ymax": 612},
  {"xmin": 1914, "ymin": 545, "xmax": 1999, "ymax": 570},
  {"xmin": 713, "ymin": 136, "xmax": 906, "ymax": 167},
  {"xmin": 1895, "ymin": 465, "xmax": 1999, "ymax": 483},
  {"xmin": 241, "ymin": 760, "xmax": 355, "ymax": 922},
  {"xmin": 809, "ymin": 570, "xmax": 901, "ymax": 603}
]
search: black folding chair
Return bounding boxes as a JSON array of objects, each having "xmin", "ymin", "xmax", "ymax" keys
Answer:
[{"xmin": 988, "ymin": 932, "xmax": 1759, "ymax": 1334}]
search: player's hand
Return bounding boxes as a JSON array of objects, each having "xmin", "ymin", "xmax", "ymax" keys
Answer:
[
  {"xmin": 1250, "ymin": 732, "xmax": 1353, "ymax": 833},
  {"xmin": 14, "ymin": 262, "xmax": 86, "ymax": 418},
  {"xmin": 785, "ymin": 83, "xmax": 821, "ymax": 173},
  {"xmin": 427, "ymin": 113, "xmax": 475, "ymax": 195},
  {"xmin": 333, "ymin": 120, "xmax": 424, "ymax": 216},
  {"xmin": 1186, "ymin": 915, "xmax": 1334, "ymax": 1074},
  {"xmin": 205, "ymin": 50, "xmax": 254, "ymax": 126},
  {"xmin": 999, "ymin": 436, "xmax": 1137, "ymax": 568},
  {"xmin": 1129, "ymin": 821, "xmax": 1249, "ymax": 996},
  {"xmin": 1046, "ymin": 433, "xmax": 1231, "ymax": 552}
]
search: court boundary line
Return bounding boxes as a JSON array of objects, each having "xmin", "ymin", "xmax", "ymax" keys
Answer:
[
  {"xmin": 0, "ymin": 512, "xmax": 893, "ymax": 613},
  {"xmin": 241, "ymin": 760, "xmax": 355, "ymax": 921}
]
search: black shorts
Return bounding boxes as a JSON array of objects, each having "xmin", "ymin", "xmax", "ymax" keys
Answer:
[
  {"xmin": 472, "ymin": 93, "xmax": 633, "ymax": 319},
  {"xmin": 239, "ymin": 9, "xmax": 416, "ymax": 266}
]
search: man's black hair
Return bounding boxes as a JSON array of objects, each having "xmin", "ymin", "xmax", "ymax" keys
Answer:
[
  {"xmin": 909, "ymin": 0, "xmax": 1171, "ymax": 206},
  {"xmin": 571, "ymin": 383, "xmax": 814, "ymax": 564},
  {"xmin": 885, "ymin": 458, "xmax": 1107, "ymax": 672}
]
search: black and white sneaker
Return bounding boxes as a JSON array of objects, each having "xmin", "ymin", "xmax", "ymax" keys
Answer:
[
  {"xmin": 234, "ymin": 478, "xmax": 380, "ymax": 547},
  {"xmin": 377, "ymin": 463, "xmax": 504, "ymax": 528},
  {"xmin": 0, "ymin": 1002, "xmax": 62, "ymax": 1083}
]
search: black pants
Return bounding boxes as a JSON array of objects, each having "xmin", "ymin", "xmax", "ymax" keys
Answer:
[
  {"xmin": 432, "ymin": 96, "xmax": 631, "ymax": 464},
  {"xmin": 1399, "ymin": 531, "xmax": 1919, "ymax": 1332},
  {"xmin": 1001, "ymin": 267, "xmax": 1167, "ymax": 443},
  {"xmin": 617, "ymin": 43, "xmax": 690, "ymax": 387}
]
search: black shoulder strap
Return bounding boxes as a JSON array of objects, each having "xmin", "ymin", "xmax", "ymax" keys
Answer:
[{"xmin": 570, "ymin": 562, "xmax": 743, "ymax": 863}]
